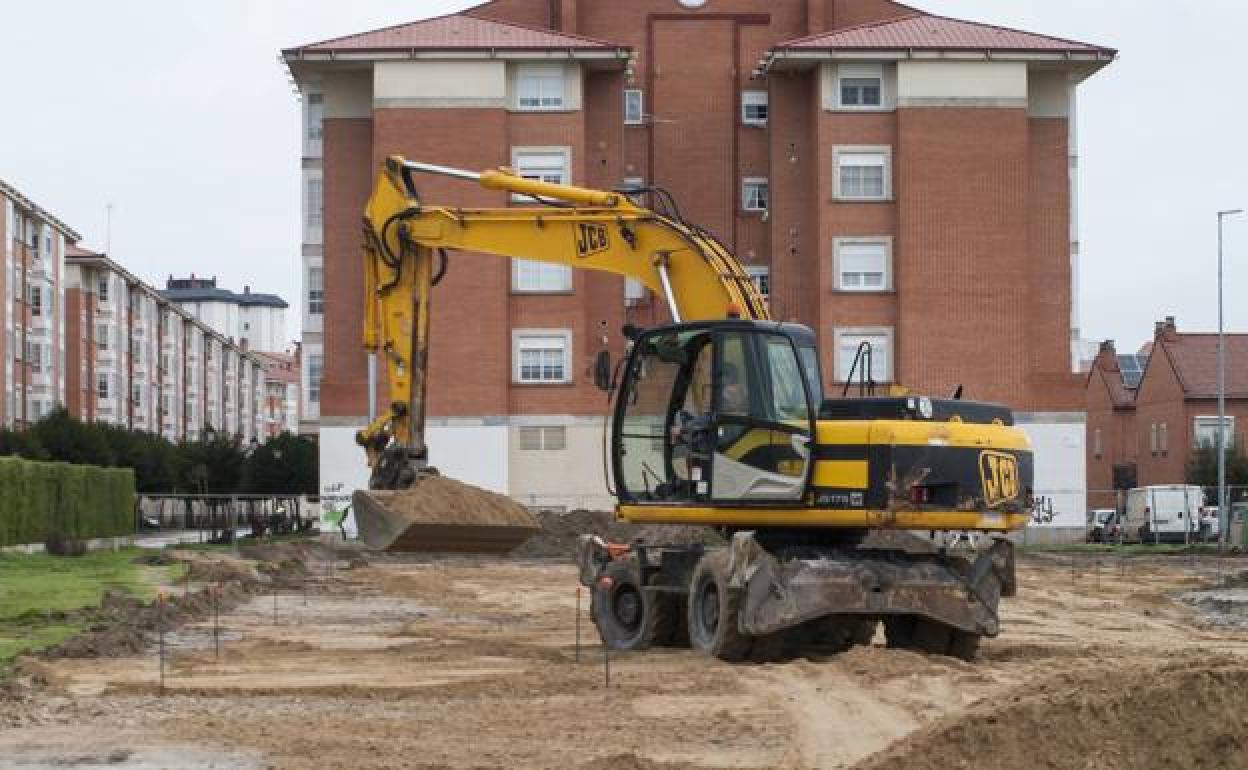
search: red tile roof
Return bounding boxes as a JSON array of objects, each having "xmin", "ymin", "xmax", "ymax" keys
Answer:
[
  {"xmin": 1159, "ymin": 334, "xmax": 1248, "ymax": 399},
  {"xmin": 776, "ymin": 13, "xmax": 1115, "ymax": 55},
  {"xmin": 285, "ymin": 12, "xmax": 625, "ymax": 56},
  {"xmin": 253, "ymin": 351, "xmax": 301, "ymax": 384},
  {"xmin": 66, "ymin": 243, "xmax": 101, "ymax": 258}
]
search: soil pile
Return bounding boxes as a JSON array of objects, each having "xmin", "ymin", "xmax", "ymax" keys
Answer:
[
  {"xmin": 354, "ymin": 475, "xmax": 539, "ymax": 553},
  {"xmin": 855, "ymin": 660, "xmax": 1248, "ymax": 770},
  {"xmin": 511, "ymin": 509, "xmax": 724, "ymax": 559}
]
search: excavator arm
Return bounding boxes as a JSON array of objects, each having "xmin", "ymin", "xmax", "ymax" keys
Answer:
[{"xmin": 357, "ymin": 156, "xmax": 767, "ymax": 486}]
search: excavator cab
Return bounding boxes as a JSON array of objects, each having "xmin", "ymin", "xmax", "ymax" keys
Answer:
[{"xmin": 612, "ymin": 321, "xmax": 820, "ymax": 506}]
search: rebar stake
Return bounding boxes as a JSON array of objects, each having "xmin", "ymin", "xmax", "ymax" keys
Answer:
[
  {"xmin": 212, "ymin": 583, "xmax": 221, "ymax": 661},
  {"xmin": 158, "ymin": 592, "xmax": 166, "ymax": 695},
  {"xmin": 575, "ymin": 587, "xmax": 582, "ymax": 663}
]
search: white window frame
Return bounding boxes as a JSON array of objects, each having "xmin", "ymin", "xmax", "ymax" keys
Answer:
[
  {"xmin": 518, "ymin": 425, "xmax": 568, "ymax": 451},
  {"xmin": 834, "ymin": 326, "xmax": 894, "ymax": 383},
  {"xmin": 742, "ymin": 177, "xmax": 769, "ymax": 213},
  {"xmin": 745, "ymin": 265, "xmax": 770, "ymax": 302},
  {"xmin": 306, "ymin": 177, "xmax": 323, "ymax": 229},
  {"xmin": 513, "ymin": 330, "xmax": 572, "ymax": 385},
  {"xmin": 742, "ymin": 90, "xmax": 769, "ymax": 126},
  {"xmin": 837, "ymin": 63, "xmax": 885, "ymax": 110},
  {"xmin": 510, "ymin": 146, "xmax": 571, "ymax": 202},
  {"xmin": 28, "ymin": 285, "xmax": 41, "ymax": 316},
  {"xmin": 833, "ymin": 237, "xmax": 892, "ymax": 291},
  {"xmin": 97, "ymin": 373, "xmax": 110, "ymax": 401},
  {"xmin": 834, "ymin": 146, "xmax": 891, "ymax": 201},
  {"xmin": 512, "ymin": 259, "xmax": 573, "ymax": 294},
  {"xmin": 307, "ymin": 354, "xmax": 322, "ymax": 404},
  {"xmin": 307, "ymin": 265, "xmax": 324, "ymax": 315},
  {"xmin": 515, "ymin": 63, "xmax": 566, "ymax": 112},
  {"xmin": 1194, "ymin": 416, "xmax": 1236, "ymax": 449},
  {"xmin": 624, "ymin": 89, "xmax": 644, "ymax": 125}
]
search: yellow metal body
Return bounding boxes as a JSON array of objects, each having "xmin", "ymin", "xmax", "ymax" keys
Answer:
[{"xmin": 358, "ymin": 155, "xmax": 1032, "ymax": 534}]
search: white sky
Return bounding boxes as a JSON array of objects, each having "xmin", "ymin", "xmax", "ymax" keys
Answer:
[{"xmin": 0, "ymin": 1, "xmax": 1244, "ymax": 356}]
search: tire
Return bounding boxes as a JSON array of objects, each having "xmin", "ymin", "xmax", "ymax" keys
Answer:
[
  {"xmin": 884, "ymin": 616, "xmax": 980, "ymax": 661},
  {"xmin": 687, "ymin": 550, "xmax": 751, "ymax": 662},
  {"xmin": 593, "ymin": 560, "xmax": 668, "ymax": 651}
]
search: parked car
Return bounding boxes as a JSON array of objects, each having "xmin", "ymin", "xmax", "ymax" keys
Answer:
[{"xmin": 1086, "ymin": 508, "xmax": 1121, "ymax": 543}]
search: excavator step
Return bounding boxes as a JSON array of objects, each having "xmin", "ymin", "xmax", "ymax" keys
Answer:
[{"xmin": 352, "ymin": 475, "xmax": 539, "ymax": 554}]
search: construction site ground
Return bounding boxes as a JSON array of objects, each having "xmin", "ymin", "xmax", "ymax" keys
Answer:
[{"xmin": 4, "ymin": 531, "xmax": 1248, "ymax": 769}]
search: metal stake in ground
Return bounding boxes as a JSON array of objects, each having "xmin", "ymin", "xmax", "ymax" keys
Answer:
[
  {"xmin": 602, "ymin": 634, "xmax": 610, "ymax": 688},
  {"xmin": 213, "ymin": 582, "xmax": 221, "ymax": 661},
  {"xmin": 158, "ymin": 592, "xmax": 166, "ymax": 695},
  {"xmin": 273, "ymin": 585, "xmax": 279, "ymax": 626},
  {"xmin": 575, "ymin": 587, "xmax": 582, "ymax": 663}
]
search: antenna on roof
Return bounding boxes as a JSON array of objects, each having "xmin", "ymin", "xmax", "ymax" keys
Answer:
[{"xmin": 104, "ymin": 202, "xmax": 114, "ymax": 254}]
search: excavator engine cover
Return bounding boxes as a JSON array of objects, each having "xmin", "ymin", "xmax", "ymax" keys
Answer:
[{"xmin": 352, "ymin": 475, "xmax": 539, "ymax": 553}]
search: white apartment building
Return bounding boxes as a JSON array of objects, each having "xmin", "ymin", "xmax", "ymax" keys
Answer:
[
  {"xmin": 1, "ymin": 179, "xmax": 77, "ymax": 427},
  {"xmin": 160, "ymin": 275, "xmax": 290, "ymax": 355}
]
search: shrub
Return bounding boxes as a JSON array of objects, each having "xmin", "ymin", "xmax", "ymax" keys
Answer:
[{"xmin": 0, "ymin": 457, "xmax": 135, "ymax": 549}]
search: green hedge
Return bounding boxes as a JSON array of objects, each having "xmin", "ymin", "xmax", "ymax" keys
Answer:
[{"xmin": 0, "ymin": 457, "xmax": 134, "ymax": 547}]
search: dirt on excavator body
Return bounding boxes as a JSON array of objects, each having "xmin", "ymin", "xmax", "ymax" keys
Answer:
[{"xmin": 352, "ymin": 475, "xmax": 539, "ymax": 553}]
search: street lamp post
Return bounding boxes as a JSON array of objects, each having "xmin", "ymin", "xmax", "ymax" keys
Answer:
[{"xmin": 1217, "ymin": 209, "xmax": 1243, "ymax": 551}]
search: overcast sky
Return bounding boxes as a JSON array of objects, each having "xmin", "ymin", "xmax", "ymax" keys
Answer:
[{"xmin": 0, "ymin": 1, "xmax": 1244, "ymax": 356}]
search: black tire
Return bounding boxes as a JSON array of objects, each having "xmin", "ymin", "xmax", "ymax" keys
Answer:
[
  {"xmin": 884, "ymin": 616, "xmax": 980, "ymax": 660},
  {"xmin": 593, "ymin": 560, "xmax": 668, "ymax": 651},
  {"xmin": 687, "ymin": 550, "xmax": 751, "ymax": 662}
]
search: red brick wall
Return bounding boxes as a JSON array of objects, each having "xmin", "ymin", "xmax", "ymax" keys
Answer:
[
  {"xmin": 319, "ymin": 117, "xmax": 374, "ymax": 419},
  {"xmin": 1134, "ymin": 342, "xmax": 1188, "ymax": 485}
]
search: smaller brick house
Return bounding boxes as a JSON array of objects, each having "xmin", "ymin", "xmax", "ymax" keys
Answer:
[{"xmin": 1087, "ymin": 317, "xmax": 1248, "ymax": 504}]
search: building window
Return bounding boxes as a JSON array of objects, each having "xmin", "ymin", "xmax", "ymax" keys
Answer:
[
  {"xmin": 624, "ymin": 89, "xmax": 644, "ymax": 125},
  {"xmin": 97, "ymin": 374, "xmax": 109, "ymax": 401},
  {"xmin": 1093, "ymin": 428, "xmax": 1103, "ymax": 459},
  {"xmin": 835, "ymin": 147, "xmax": 891, "ymax": 201},
  {"xmin": 516, "ymin": 63, "xmax": 566, "ymax": 111},
  {"xmin": 28, "ymin": 286, "xmax": 40, "ymax": 316},
  {"xmin": 514, "ymin": 331, "xmax": 571, "ymax": 384},
  {"xmin": 834, "ymin": 327, "xmax": 893, "ymax": 382},
  {"xmin": 742, "ymin": 90, "xmax": 769, "ymax": 126},
  {"xmin": 512, "ymin": 260, "xmax": 572, "ymax": 293},
  {"xmin": 98, "ymin": 276, "xmax": 109, "ymax": 302},
  {"xmin": 838, "ymin": 64, "xmax": 883, "ymax": 108},
  {"xmin": 742, "ymin": 177, "xmax": 769, "ymax": 212},
  {"xmin": 306, "ymin": 178, "xmax": 323, "ymax": 228},
  {"xmin": 834, "ymin": 238, "xmax": 891, "ymax": 291},
  {"xmin": 511, "ymin": 148, "xmax": 570, "ymax": 201},
  {"xmin": 133, "ymin": 384, "xmax": 143, "ymax": 408},
  {"xmin": 746, "ymin": 265, "xmax": 770, "ymax": 302},
  {"xmin": 306, "ymin": 92, "xmax": 323, "ymax": 141},
  {"xmin": 518, "ymin": 426, "xmax": 567, "ymax": 451},
  {"xmin": 308, "ymin": 354, "xmax": 322, "ymax": 403},
  {"xmin": 308, "ymin": 266, "xmax": 324, "ymax": 315},
  {"xmin": 1194, "ymin": 416, "xmax": 1236, "ymax": 449},
  {"xmin": 1159, "ymin": 422, "xmax": 1168, "ymax": 454},
  {"xmin": 96, "ymin": 323, "xmax": 110, "ymax": 350}
]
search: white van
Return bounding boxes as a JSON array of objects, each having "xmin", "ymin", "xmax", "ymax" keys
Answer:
[{"xmin": 1124, "ymin": 485, "xmax": 1205, "ymax": 544}]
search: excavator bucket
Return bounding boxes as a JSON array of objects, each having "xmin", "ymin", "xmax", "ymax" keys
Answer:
[{"xmin": 352, "ymin": 475, "xmax": 540, "ymax": 553}]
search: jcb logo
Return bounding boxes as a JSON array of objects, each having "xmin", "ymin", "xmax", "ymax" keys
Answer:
[
  {"xmin": 979, "ymin": 451, "xmax": 1020, "ymax": 507},
  {"xmin": 576, "ymin": 223, "xmax": 609, "ymax": 258}
]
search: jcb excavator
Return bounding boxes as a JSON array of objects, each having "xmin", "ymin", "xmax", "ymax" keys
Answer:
[{"xmin": 353, "ymin": 156, "xmax": 1032, "ymax": 661}]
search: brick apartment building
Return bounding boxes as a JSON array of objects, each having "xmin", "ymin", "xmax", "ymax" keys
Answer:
[
  {"xmin": 254, "ymin": 350, "xmax": 302, "ymax": 438},
  {"xmin": 1, "ymin": 180, "xmax": 78, "ymax": 427},
  {"xmin": 1087, "ymin": 317, "xmax": 1248, "ymax": 507},
  {"xmin": 65, "ymin": 246, "xmax": 275, "ymax": 443},
  {"xmin": 283, "ymin": 0, "xmax": 1115, "ymax": 518}
]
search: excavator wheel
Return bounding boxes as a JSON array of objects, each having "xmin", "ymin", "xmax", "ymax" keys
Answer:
[
  {"xmin": 883, "ymin": 616, "xmax": 980, "ymax": 661},
  {"xmin": 687, "ymin": 550, "xmax": 752, "ymax": 662},
  {"xmin": 593, "ymin": 560, "xmax": 674, "ymax": 651}
]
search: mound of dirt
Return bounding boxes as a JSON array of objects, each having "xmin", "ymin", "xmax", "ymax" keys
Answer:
[
  {"xmin": 855, "ymin": 660, "xmax": 1248, "ymax": 770},
  {"xmin": 510, "ymin": 509, "xmax": 724, "ymax": 559}
]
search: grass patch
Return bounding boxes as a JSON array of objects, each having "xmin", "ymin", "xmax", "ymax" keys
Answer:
[{"xmin": 0, "ymin": 548, "xmax": 183, "ymax": 671}]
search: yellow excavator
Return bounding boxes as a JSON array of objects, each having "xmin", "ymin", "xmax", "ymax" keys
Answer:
[{"xmin": 353, "ymin": 156, "xmax": 1033, "ymax": 661}]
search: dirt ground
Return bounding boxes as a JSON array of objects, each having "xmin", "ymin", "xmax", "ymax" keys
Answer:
[{"xmin": 4, "ymin": 543, "xmax": 1248, "ymax": 769}]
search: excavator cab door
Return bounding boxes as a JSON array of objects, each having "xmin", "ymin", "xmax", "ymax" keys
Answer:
[{"xmin": 613, "ymin": 323, "xmax": 817, "ymax": 505}]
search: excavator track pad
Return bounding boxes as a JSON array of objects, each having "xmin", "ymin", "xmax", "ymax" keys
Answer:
[{"xmin": 353, "ymin": 475, "xmax": 539, "ymax": 553}]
